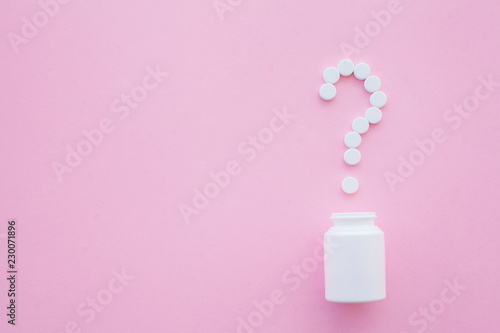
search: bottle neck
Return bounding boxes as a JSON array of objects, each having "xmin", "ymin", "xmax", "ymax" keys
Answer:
[{"xmin": 331, "ymin": 212, "xmax": 376, "ymax": 228}]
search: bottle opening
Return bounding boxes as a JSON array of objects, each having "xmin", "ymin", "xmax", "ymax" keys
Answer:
[
  {"xmin": 330, "ymin": 212, "xmax": 376, "ymax": 227},
  {"xmin": 331, "ymin": 212, "xmax": 376, "ymax": 219}
]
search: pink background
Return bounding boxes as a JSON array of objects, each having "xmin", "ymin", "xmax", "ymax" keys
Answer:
[{"xmin": 1, "ymin": 0, "xmax": 500, "ymax": 332}]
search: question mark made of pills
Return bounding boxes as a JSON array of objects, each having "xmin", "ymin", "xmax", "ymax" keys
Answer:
[{"xmin": 319, "ymin": 59, "xmax": 387, "ymax": 194}]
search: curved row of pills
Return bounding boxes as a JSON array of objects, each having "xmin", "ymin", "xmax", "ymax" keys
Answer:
[{"xmin": 319, "ymin": 59, "xmax": 387, "ymax": 194}]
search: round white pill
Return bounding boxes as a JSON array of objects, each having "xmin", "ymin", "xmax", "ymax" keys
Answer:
[
  {"xmin": 354, "ymin": 63, "xmax": 370, "ymax": 80},
  {"xmin": 344, "ymin": 131, "xmax": 362, "ymax": 148},
  {"xmin": 370, "ymin": 91, "xmax": 387, "ymax": 108},
  {"xmin": 323, "ymin": 67, "xmax": 340, "ymax": 84},
  {"xmin": 352, "ymin": 117, "xmax": 369, "ymax": 134},
  {"xmin": 319, "ymin": 83, "xmax": 336, "ymax": 100},
  {"xmin": 344, "ymin": 148, "xmax": 361, "ymax": 166},
  {"xmin": 342, "ymin": 177, "xmax": 359, "ymax": 194},
  {"xmin": 365, "ymin": 107, "xmax": 382, "ymax": 124},
  {"xmin": 364, "ymin": 76, "xmax": 381, "ymax": 93},
  {"xmin": 338, "ymin": 59, "xmax": 354, "ymax": 76}
]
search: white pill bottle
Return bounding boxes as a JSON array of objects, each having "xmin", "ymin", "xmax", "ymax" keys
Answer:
[{"xmin": 324, "ymin": 212, "xmax": 386, "ymax": 303}]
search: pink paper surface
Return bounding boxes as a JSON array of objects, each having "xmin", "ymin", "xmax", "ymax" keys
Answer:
[{"xmin": 1, "ymin": 0, "xmax": 499, "ymax": 332}]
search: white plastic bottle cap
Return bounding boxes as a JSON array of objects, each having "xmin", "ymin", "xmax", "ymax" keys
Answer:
[
  {"xmin": 324, "ymin": 212, "xmax": 386, "ymax": 303},
  {"xmin": 344, "ymin": 148, "xmax": 361, "ymax": 166},
  {"xmin": 370, "ymin": 91, "xmax": 387, "ymax": 108},
  {"xmin": 319, "ymin": 83, "xmax": 336, "ymax": 100},
  {"xmin": 352, "ymin": 117, "xmax": 369, "ymax": 134},
  {"xmin": 365, "ymin": 107, "xmax": 382, "ymax": 124},
  {"xmin": 364, "ymin": 76, "xmax": 381, "ymax": 93},
  {"xmin": 354, "ymin": 63, "xmax": 370, "ymax": 80},
  {"xmin": 338, "ymin": 59, "xmax": 354, "ymax": 76},
  {"xmin": 344, "ymin": 131, "xmax": 361, "ymax": 148},
  {"xmin": 341, "ymin": 177, "xmax": 359, "ymax": 194},
  {"xmin": 323, "ymin": 67, "xmax": 340, "ymax": 84}
]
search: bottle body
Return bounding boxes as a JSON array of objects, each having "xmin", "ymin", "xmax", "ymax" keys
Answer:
[{"xmin": 324, "ymin": 212, "xmax": 386, "ymax": 303}]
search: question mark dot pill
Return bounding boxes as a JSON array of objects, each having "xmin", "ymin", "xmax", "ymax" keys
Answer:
[
  {"xmin": 370, "ymin": 91, "xmax": 387, "ymax": 108},
  {"xmin": 365, "ymin": 107, "xmax": 383, "ymax": 124},
  {"xmin": 323, "ymin": 67, "xmax": 340, "ymax": 84},
  {"xmin": 319, "ymin": 83, "xmax": 337, "ymax": 100},
  {"xmin": 352, "ymin": 117, "xmax": 370, "ymax": 134},
  {"xmin": 341, "ymin": 177, "xmax": 359, "ymax": 194},
  {"xmin": 338, "ymin": 59, "xmax": 355, "ymax": 76},
  {"xmin": 344, "ymin": 131, "xmax": 362, "ymax": 148},
  {"xmin": 344, "ymin": 148, "xmax": 361, "ymax": 166}
]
